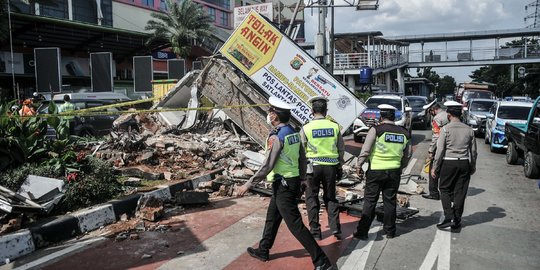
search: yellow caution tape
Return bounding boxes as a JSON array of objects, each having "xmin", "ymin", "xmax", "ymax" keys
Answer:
[
  {"xmin": 57, "ymin": 96, "xmax": 161, "ymax": 115},
  {"xmin": 2, "ymin": 103, "xmax": 271, "ymax": 119}
]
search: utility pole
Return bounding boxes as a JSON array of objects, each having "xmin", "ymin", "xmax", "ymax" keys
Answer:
[
  {"xmin": 315, "ymin": 0, "xmax": 327, "ymax": 68},
  {"xmin": 7, "ymin": 0, "xmax": 16, "ymax": 98},
  {"xmin": 307, "ymin": 0, "xmax": 380, "ymax": 73}
]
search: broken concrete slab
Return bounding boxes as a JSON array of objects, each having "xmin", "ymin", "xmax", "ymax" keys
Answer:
[
  {"xmin": 118, "ymin": 166, "xmax": 164, "ymax": 180},
  {"xmin": 17, "ymin": 175, "xmax": 65, "ymax": 201},
  {"xmin": 241, "ymin": 151, "xmax": 265, "ymax": 171},
  {"xmin": 136, "ymin": 196, "xmax": 165, "ymax": 222},
  {"xmin": 158, "ymin": 111, "xmax": 187, "ymax": 128},
  {"xmin": 124, "ymin": 177, "xmax": 142, "ymax": 186},
  {"xmin": 399, "ymin": 174, "xmax": 425, "ymax": 195},
  {"xmin": 197, "ymin": 59, "xmax": 271, "ymax": 146},
  {"xmin": 175, "ymin": 191, "xmax": 209, "ymax": 205}
]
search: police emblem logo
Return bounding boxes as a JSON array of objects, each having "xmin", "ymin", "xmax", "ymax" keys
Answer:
[
  {"xmin": 336, "ymin": 95, "xmax": 351, "ymax": 110},
  {"xmin": 290, "ymin": 55, "xmax": 304, "ymax": 70}
]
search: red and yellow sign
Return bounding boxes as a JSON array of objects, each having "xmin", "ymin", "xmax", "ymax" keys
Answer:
[{"xmin": 220, "ymin": 11, "xmax": 282, "ymax": 76}]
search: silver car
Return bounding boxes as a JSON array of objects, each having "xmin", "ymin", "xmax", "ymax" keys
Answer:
[{"xmin": 463, "ymin": 98, "xmax": 496, "ymax": 136}]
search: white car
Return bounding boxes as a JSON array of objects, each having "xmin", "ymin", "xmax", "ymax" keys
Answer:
[{"xmin": 353, "ymin": 95, "xmax": 413, "ymax": 143}]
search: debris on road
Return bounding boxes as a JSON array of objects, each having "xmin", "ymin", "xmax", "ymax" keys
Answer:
[{"xmin": 136, "ymin": 196, "xmax": 164, "ymax": 222}]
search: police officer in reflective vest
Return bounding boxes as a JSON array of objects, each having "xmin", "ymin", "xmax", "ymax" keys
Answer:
[
  {"xmin": 354, "ymin": 104, "xmax": 411, "ymax": 240},
  {"xmin": 301, "ymin": 96, "xmax": 345, "ymax": 240},
  {"xmin": 423, "ymin": 100, "xmax": 449, "ymax": 200},
  {"xmin": 237, "ymin": 97, "xmax": 332, "ymax": 270},
  {"xmin": 431, "ymin": 101, "xmax": 477, "ymax": 230}
]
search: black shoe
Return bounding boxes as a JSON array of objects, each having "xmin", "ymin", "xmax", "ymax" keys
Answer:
[
  {"xmin": 332, "ymin": 230, "xmax": 342, "ymax": 240},
  {"xmin": 437, "ymin": 219, "xmax": 453, "ymax": 229},
  {"xmin": 383, "ymin": 230, "xmax": 396, "ymax": 239},
  {"xmin": 247, "ymin": 247, "xmax": 269, "ymax": 262},
  {"xmin": 314, "ymin": 258, "xmax": 333, "ymax": 270},
  {"xmin": 451, "ymin": 219, "xmax": 461, "ymax": 229},
  {"xmin": 353, "ymin": 231, "xmax": 368, "ymax": 240},
  {"xmin": 422, "ymin": 194, "xmax": 440, "ymax": 200}
]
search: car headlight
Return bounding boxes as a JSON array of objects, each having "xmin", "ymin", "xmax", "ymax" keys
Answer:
[
  {"xmin": 472, "ymin": 115, "xmax": 479, "ymax": 121},
  {"xmin": 418, "ymin": 110, "xmax": 425, "ymax": 117},
  {"xmin": 495, "ymin": 124, "xmax": 505, "ymax": 131}
]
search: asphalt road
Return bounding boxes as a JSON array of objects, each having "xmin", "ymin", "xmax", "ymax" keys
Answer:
[
  {"xmin": 4, "ymin": 129, "xmax": 539, "ymax": 270},
  {"xmin": 337, "ymin": 129, "xmax": 540, "ymax": 270}
]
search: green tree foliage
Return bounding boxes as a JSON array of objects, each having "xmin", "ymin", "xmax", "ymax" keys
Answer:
[
  {"xmin": 145, "ymin": 0, "xmax": 214, "ymax": 58},
  {"xmin": 470, "ymin": 38, "xmax": 540, "ymax": 98},
  {"xmin": 438, "ymin": 75, "xmax": 457, "ymax": 95}
]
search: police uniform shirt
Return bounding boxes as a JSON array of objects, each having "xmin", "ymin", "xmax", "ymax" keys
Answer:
[
  {"xmin": 429, "ymin": 110, "xmax": 450, "ymax": 154},
  {"xmin": 299, "ymin": 115, "xmax": 346, "ymax": 165},
  {"xmin": 246, "ymin": 123, "xmax": 308, "ymax": 186},
  {"xmin": 432, "ymin": 121, "xmax": 478, "ymax": 172},
  {"xmin": 357, "ymin": 120, "xmax": 412, "ymax": 169}
]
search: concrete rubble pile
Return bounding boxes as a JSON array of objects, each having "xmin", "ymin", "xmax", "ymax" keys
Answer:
[
  {"xmin": 91, "ymin": 112, "xmax": 263, "ymax": 186},
  {"xmin": 0, "ymin": 175, "xmax": 65, "ymax": 234}
]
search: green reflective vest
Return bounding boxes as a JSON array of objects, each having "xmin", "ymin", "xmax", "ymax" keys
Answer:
[
  {"xmin": 368, "ymin": 124, "xmax": 409, "ymax": 170},
  {"xmin": 266, "ymin": 128, "xmax": 301, "ymax": 182},
  {"xmin": 59, "ymin": 102, "xmax": 76, "ymax": 120},
  {"xmin": 303, "ymin": 118, "xmax": 340, "ymax": 165}
]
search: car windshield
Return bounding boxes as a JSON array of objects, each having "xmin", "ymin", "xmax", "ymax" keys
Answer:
[
  {"xmin": 366, "ymin": 98, "xmax": 402, "ymax": 110},
  {"xmin": 497, "ymin": 106, "xmax": 531, "ymax": 120},
  {"xmin": 406, "ymin": 97, "xmax": 427, "ymax": 108},
  {"xmin": 463, "ymin": 91, "xmax": 493, "ymax": 100},
  {"xmin": 470, "ymin": 101, "xmax": 495, "ymax": 112}
]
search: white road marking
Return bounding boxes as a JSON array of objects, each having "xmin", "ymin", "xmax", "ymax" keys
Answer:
[
  {"xmin": 11, "ymin": 237, "xmax": 106, "ymax": 270},
  {"xmin": 340, "ymin": 223, "xmax": 382, "ymax": 270},
  {"xmin": 403, "ymin": 158, "xmax": 417, "ymax": 175},
  {"xmin": 419, "ymin": 229, "xmax": 451, "ymax": 270}
]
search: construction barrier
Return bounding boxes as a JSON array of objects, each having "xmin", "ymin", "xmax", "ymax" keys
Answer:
[{"xmin": 152, "ymin": 79, "xmax": 179, "ymax": 102}]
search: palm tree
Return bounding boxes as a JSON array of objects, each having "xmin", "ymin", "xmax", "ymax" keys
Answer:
[{"xmin": 145, "ymin": 0, "xmax": 214, "ymax": 58}]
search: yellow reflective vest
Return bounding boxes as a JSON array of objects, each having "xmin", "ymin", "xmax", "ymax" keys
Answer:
[{"xmin": 303, "ymin": 118, "xmax": 340, "ymax": 165}]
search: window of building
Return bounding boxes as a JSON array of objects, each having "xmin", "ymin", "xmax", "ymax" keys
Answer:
[
  {"xmin": 160, "ymin": 0, "xmax": 167, "ymax": 11},
  {"xmin": 220, "ymin": 12, "xmax": 229, "ymax": 27},
  {"xmin": 39, "ymin": 0, "xmax": 68, "ymax": 19},
  {"xmin": 142, "ymin": 0, "xmax": 154, "ymax": 7},
  {"xmin": 207, "ymin": 7, "xmax": 216, "ymax": 22}
]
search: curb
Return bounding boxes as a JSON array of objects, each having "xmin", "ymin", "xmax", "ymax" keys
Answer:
[{"xmin": 0, "ymin": 168, "xmax": 224, "ymax": 263}]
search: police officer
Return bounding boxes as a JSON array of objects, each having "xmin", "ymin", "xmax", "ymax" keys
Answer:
[
  {"xmin": 237, "ymin": 97, "xmax": 332, "ymax": 270},
  {"xmin": 431, "ymin": 101, "xmax": 477, "ymax": 229},
  {"xmin": 353, "ymin": 104, "xmax": 411, "ymax": 240},
  {"xmin": 301, "ymin": 96, "xmax": 345, "ymax": 240},
  {"xmin": 58, "ymin": 95, "xmax": 76, "ymax": 116},
  {"xmin": 422, "ymin": 100, "xmax": 449, "ymax": 200}
]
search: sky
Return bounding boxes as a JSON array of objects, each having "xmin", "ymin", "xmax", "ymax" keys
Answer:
[{"xmin": 303, "ymin": 0, "xmax": 531, "ymax": 83}]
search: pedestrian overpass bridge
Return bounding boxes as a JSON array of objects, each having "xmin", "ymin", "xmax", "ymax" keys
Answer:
[{"xmin": 331, "ymin": 28, "xmax": 540, "ymax": 92}]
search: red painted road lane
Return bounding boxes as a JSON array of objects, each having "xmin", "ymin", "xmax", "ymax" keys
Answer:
[
  {"xmin": 224, "ymin": 212, "xmax": 359, "ymax": 270},
  {"xmin": 43, "ymin": 196, "xmax": 269, "ymax": 270}
]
